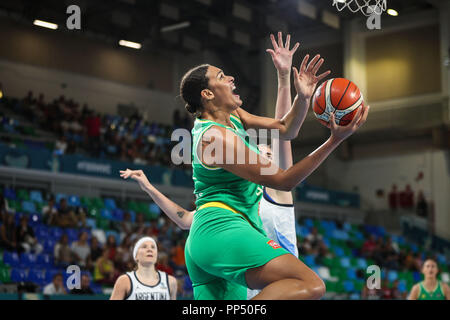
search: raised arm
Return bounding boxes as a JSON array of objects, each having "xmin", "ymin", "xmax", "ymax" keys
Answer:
[
  {"xmin": 119, "ymin": 169, "xmax": 193, "ymax": 230},
  {"xmin": 236, "ymin": 46, "xmax": 330, "ymax": 140},
  {"xmin": 201, "ymin": 106, "xmax": 369, "ymax": 191}
]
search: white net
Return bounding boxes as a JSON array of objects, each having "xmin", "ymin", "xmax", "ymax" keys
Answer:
[{"xmin": 332, "ymin": 0, "xmax": 387, "ymax": 16}]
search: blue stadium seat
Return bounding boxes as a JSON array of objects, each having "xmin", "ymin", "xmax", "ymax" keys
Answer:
[
  {"xmin": 304, "ymin": 218, "xmax": 314, "ymax": 228},
  {"xmin": 357, "ymin": 258, "xmax": 368, "ymax": 269},
  {"xmin": 299, "ymin": 226, "xmax": 309, "ymax": 238},
  {"xmin": 20, "ymin": 253, "xmax": 37, "ymax": 268},
  {"xmin": 3, "ymin": 251, "xmax": 20, "ymax": 268},
  {"xmin": 347, "ymin": 268, "xmax": 357, "ymax": 280},
  {"xmin": 334, "ymin": 246, "xmax": 345, "ymax": 258},
  {"xmin": 398, "ymin": 280, "xmax": 407, "ymax": 293},
  {"xmin": 85, "ymin": 218, "xmax": 97, "ymax": 229},
  {"xmin": 43, "ymin": 239, "xmax": 57, "ymax": 254},
  {"xmin": 340, "ymin": 257, "xmax": 351, "ymax": 268},
  {"xmin": 149, "ymin": 203, "xmax": 161, "ymax": 215},
  {"xmin": 104, "ymin": 198, "xmax": 117, "ymax": 210},
  {"xmin": 100, "ymin": 208, "xmax": 113, "ymax": 220},
  {"xmin": 388, "ymin": 270, "xmax": 398, "ymax": 282},
  {"xmin": 50, "ymin": 227, "xmax": 64, "ymax": 241},
  {"xmin": 29, "ymin": 190, "xmax": 44, "ymax": 203},
  {"xmin": 11, "ymin": 268, "xmax": 28, "ymax": 282},
  {"xmin": 3, "ymin": 188, "xmax": 16, "ymax": 200},
  {"xmin": 129, "ymin": 211, "xmax": 136, "ymax": 223},
  {"xmin": 413, "ymin": 271, "xmax": 422, "ymax": 282},
  {"xmin": 28, "ymin": 269, "xmax": 47, "ymax": 286},
  {"xmin": 67, "ymin": 195, "xmax": 81, "ymax": 207},
  {"xmin": 67, "ymin": 228, "xmax": 79, "ymax": 242},
  {"xmin": 343, "ymin": 222, "xmax": 351, "ymax": 231},
  {"xmin": 113, "ymin": 209, "xmax": 124, "ymax": 221},
  {"xmin": 21, "ymin": 201, "xmax": 36, "ymax": 213},
  {"xmin": 437, "ymin": 254, "xmax": 447, "ymax": 265},
  {"xmin": 343, "ymin": 280, "xmax": 355, "ymax": 293},
  {"xmin": 45, "ymin": 269, "xmax": 62, "ymax": 283},
  {"xmin": 36, "ymin": 254, "xmax": 53, "ymax": 268},
  {"xmin": 304, "ymin": 255, "xmax": 316, "ymax": 267},
  {"xmin": 29, "ymin": 213, "xmax": 41, "ymax": 227},
  {"xmin": 322, "ymin": 237, "xmax": 331, "ymax": 247}
]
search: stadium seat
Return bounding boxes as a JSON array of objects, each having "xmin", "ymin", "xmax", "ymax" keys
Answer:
[
  {"xmin": 30, "ymin": 190, "xmax": 44, "ymax": 203},
  {"xmin": 16, "ymin": 189, "xmax": 30, "ymax": 201},
  {"xmin": 398, "ymin": 280, "xmax": 407, "ymax": 293},
  {"xmin": 104, "ymin": 198, "xmax": 117, "ymax": 210},
  {"xmin": 304, "ymin": 218, "xmax": 314, "ymax": 228},
  {"xmin": 28, "ymin": 269, "xmax": 47, "ymax": 286},
  {"xmin": 0, "ymin": 267, "xmax": 11, "ymax": 283},
  {"xmin": 50, "ymin": 227, "xmax": 64, "ymax": 240},
  {"xmin": 3, "ymin": 252, "xmax": 20, "ymax": 268},
  {"xmin": 67, "ymin": 228, "xmax": 79, "ymax": 242},
  {"xmin": 11, "ymin": 268, "xmax": 28, "ymax": 282},
  {"xmin": 36, "ymin": 254, "xmax": 53, "ymax": 268},
  {"xmin": 149, "ymin": 203, "xmax": 161, "ymax": 215},
  {"xmin": 340, "ymin": 257, "xmax": 351, "ymax": 268},
  {"xmin": 21, "ymin": 200, "xmax": 36, "ymax": 213},
  {"xmin": 349, "ymin": 293, "xmax": 360, "ymax": 300},
  {"xmin": 357, "ymin": 258, "xmax": 368, "ymax": 269},
  {"xmin": 387, "ymin": 270, "xmax": 398, "ymax": 282},
  {"xmin": 304, "ymin": 255, "xmax": 316, "ymax": 267},
  {"xmin": 85, "ymin": 218, "xmax": 97, "ymax": 229},
  {"xmin": 20, "ymin": 253, "xmax": 37, "ymax": 268},
  {"xmin": 100, "ymin": 208, "xmax": 113, "ymax": 220},
  {"xmin": 334, "ymin": 246, "xmax": 345, "ymax": 257},
  {"xmin": 67, "ymin": 195, "xmax": 81, "ymax": 207},
  {"xmin": 3, "ymin": 188, "xmax": 16, "ymax": 200},
  {"xmin": 43, "ymin": 239, "xmax": 57, "ymax": 254},
  {"xmin": 347, "ymin": 268, "xmax": 357, "ymax": 280},
  {"xmin": 343, "ymin": 280, "xmax": 355, "ymax": 293},
  {"xmin": 29, "ymin": 213, "xmax": 42, "ymax": 227},
  {"xmin": 113, "ymin": 209, "xmax": 124, "ymax": 221}
]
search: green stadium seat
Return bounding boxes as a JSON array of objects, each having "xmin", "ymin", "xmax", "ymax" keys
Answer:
[
  {"xmin": 325, "ymin": 281, "xmax": 337, "ymax": 292},
  {"xmin": 96, "ymin": 217, "xmax": 110, "ymax": 230},
  {"xmin": 88, "ymin": 208, "xmax": 100, "ymax": 218},
  {"xmin": 81, "ymin": 196, "xmax": 91, "ymax": 208},
  {"xmin": 0, "ymin": 267, "xmax": 11, "ymax": 283},
  {"xmin": 91, "ymin": 197, "xmax": 104, "ymax": 209},
  {"xmin": 127, "ymin": 201, "xmax": 139, "ymax": 213},
  {"xmin": 16, "ymin": 189, "xmax": 29, "ymax": 201}
]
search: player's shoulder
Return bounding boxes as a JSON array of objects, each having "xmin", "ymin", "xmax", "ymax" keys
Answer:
[{"xmin": 115, "ymin": 273, "xmax": 132, "ymax": 287}]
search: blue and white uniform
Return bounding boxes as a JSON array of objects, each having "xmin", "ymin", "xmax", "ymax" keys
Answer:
[
  {"xmin": 247, "ymin": 187, "xmax": 298, "ymax": 299},
  {"xmin": 125, "ymin": 270, "xmax": 171, "ymax": 300}
]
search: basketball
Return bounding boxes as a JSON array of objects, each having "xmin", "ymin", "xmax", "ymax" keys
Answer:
[{"xmin": 312, "ymin": 78, "xmax": 364, "ymax": 127}]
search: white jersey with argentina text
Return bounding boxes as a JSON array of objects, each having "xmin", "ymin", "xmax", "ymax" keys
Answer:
[
  {"xmin": 125, "ymin": 270, "xmax": 171, "ymax": 300},
  {"xmin": 248, "ymin": 188, "xmax": 298, "ymax": 300}
]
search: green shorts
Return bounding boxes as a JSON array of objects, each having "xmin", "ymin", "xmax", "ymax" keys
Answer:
[{"xmin": 185, "ymin": 205, "xmax": 290, "ymax": 300}]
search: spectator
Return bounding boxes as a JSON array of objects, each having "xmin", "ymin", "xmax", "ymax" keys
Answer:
[
  {"xmin": 416, "ymin": 191, "xmax": 428, "ymax": 218},
  {"xmin": 170, "ymin": 238, "xmax": 186, "ymax": 271},
  {"xmin": 42, "ymin": 196, "xmax": 58, "ymax": 225},
  {"xmin": 70, "ymin": 274, "xmax": 94, "ymax": 295},
  {"xmin": 361, "ymin": 282, "xmax": 381, "ymax": 300},
  {"xmin": 299, "ymin": 238, "xmax": 313, "ymax": 255},
  {"xmin": 156, "ymin": 251, "xmax": 174, "ymax": 276},
  {"xmin": 16, "ymin": 216, "xmax": 43, "ymax": 254},
  {"xmin": 54, "ymin": 234, "xmax": 73, "ymax": 267},
  {"xmin": 84, "ymin": 110, "xmax": 101, "ymax": 157},
  {"xmin": 380, "ymin": 278, "xmax": 393, "ymax": 300},
  {"xmin": 54, "ymin": 135, "xmax": 68, "ymax": 155},
  {"xmin": 105, "ymin": 234, "xmax": 118, "ymax": 261},
  {"xmin": 413, "ymin": 252, "xmax": 423, "ymax": 272},
  {"xmin": 390, "ymin": 279, "xmax": 404, "ymax": 300},
  {"xmin": 388, "ymin": 184, "xmax": 399, "ymax": 211},
  {"xmin": 0, "ymin": 194, "xmax": 13, "ymax": 214},
  {"xmin": 0, "ymin": 213, "xmax": 18, "ymax": 251},
  {"xmin": 120, "ymin": 212, "xmax": 134, "ymax": 235},
  {"xmin": 71, "ymin": 231, "xmax": 91, "ymax": 269},
  {"xmin": 403, "ymin": 185, "xmax": 414, "ymax": 210},
  {"xmin": 94, "ymin": 248, "xmax": 117, "ymax": 285},
  {"xmin": 55, "ymin": 198, "xmax": 77, "ymax": 228},
  {"xmin": 306, "ymin": 227, "xmax": 322, "ymax": 248},
  {"xmin": 87, "ymin": 236, "xmax": 103, "ymax": 272},
  {"xmin": 361, "ymin": 234, "xmax": 377, "ymax": 260},
  {"xmin": 115, "ymin": 234, "xmax": 133, "ymax": 273},
  {"xmin": 43, "ymin": 273, "xmax": 67, "ymax": 295}
]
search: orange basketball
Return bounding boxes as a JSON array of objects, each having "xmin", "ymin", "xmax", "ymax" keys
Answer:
[{"xmin": 312, "ymin": 78, "xmax": 364, "ymax": 127}]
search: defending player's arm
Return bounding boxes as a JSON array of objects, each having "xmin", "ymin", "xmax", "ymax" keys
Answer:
[
  {"xmin": 119, "ymin": 170, "xmax": 193, "ymax": 230},
  {"xmin": 168, "ymin": 275, "xmax": 178, "ymax": 300},
  {"xmin": 110, "ymin": 275, "xmax": 131, "ymax": 300},
  {"xmin": 235, "ymin": 43, "xmax": 330, "ymax": 140},
  {"xmin": 201, "ymin": 106, "xmax": 369, "ymax": 192},
  {"xmin": 407, "ymin": 284, "xmax": 419, "ymax": 300}
]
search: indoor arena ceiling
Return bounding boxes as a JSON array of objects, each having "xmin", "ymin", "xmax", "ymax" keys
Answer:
[{"xmin": 0, "ymin": 0, "xmax": 438, "ymax": 55}]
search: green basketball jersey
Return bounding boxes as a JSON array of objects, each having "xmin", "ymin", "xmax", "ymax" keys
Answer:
[
  {"xmin": 418, "ymin": 281, "xmax": 446, "ymax": 300},
  {"xmin": 191, "ymin": 113, "xmax": 264, "ymax": 234}
]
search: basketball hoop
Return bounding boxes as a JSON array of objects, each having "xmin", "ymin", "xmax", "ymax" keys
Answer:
[{"xmin": 332, "ymin": 0, "xmax": 387, "ymax": 16}]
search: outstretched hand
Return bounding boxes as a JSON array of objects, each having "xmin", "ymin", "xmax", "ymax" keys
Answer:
[
  {"xmin": 120, "ymin": 169, "xmax": 150, "ymax": 191},
  {"xmin": 329, "ymin": 105, "xmax": 370, "ymax": 143},
  {"xmin": 266, "ymin": 32, "xmax": 300, "ymax": 77},
  {"xmin": 293, "ymin": 54, "xmax": 331, "ymax": 100}
]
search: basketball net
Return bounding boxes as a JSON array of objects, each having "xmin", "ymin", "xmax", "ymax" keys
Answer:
[{"xmin": 332, "ymin": 0, "xmax": 387, "ymax": 16}]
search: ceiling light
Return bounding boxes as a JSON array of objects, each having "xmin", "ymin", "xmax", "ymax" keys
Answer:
[
  {"xmin": 387, "ymin": 9, "xmax": 398, "ymax": 16},
  {"xmin": 33, "ymin": 20, "xmax": 58, "ymax": 30},
  {"xmin": 119, "ymin": 40, "xmax": 142, "ymax": 49}
]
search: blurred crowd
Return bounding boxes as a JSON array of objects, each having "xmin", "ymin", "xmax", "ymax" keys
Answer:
[{"xmin": 6, "ymin": 91, "xmax": 193, "ymax": 168}]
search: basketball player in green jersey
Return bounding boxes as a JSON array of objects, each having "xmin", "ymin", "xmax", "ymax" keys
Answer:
[
  {"xmin": 408, "ymin": 258, "xmax": 450, "ymax": 300},
  {"xmin": 125, "ymin": 32, "xmax": 369, "ymax": 299}
]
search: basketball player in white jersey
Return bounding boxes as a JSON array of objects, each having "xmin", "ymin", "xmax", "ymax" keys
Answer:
[
  {"xmin": 110, "ymin": 236, "xmax": 178, "ymax": 300},
  {"xmin": 120, "ymin": 32, "xmax": 321, "ymax": 299}
]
